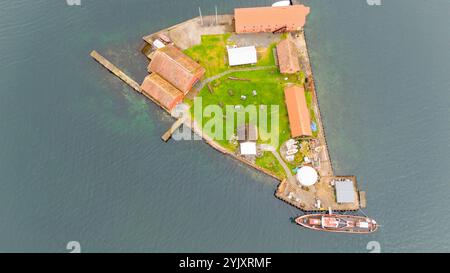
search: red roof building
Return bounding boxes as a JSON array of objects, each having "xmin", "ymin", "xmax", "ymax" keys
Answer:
[
  {"xmin": 148, "ymin": 45, "xmax": 205, "ymax": 95},
  {"xmin": 140, "ymin": 73, "xmax": 184, "ymax": 112},
  {"xmin": 234, "ymin": 5, "xmax": 310, "ymax": 34},
  {"xmin": 276, "ymin": 38, "xmax": 301, "ymax": 74},
  {"xmin": 284, "ymin": 85, "xmax": 312, "ymax": 138}
]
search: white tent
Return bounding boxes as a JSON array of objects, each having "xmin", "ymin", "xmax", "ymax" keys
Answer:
[
  {"xmin": 227, "ymin": 46, "xmax": 257, "ymax": 66},
  {"xmin": 296, "ymin": 166, "xmax": 318, "ymax": 186},
  {"xmin": 240, "ymin": 142, "xmax": 257, "ymax": 155}
]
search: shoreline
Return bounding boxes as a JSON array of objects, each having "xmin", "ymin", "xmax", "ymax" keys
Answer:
[{"xmin": 91, "ymin": 12, "xmax": 365, "ymax": 212}]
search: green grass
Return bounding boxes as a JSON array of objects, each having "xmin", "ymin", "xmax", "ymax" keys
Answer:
[
  {"xmin": 184, "ymin": 33, "xmax": 319, "ymax": 179},
  {"xmin": 256, "ymin": 152, "xmax": 287, "ymax": 179},
  {"xmin": 193, "ymin": 68, "xmax": 296, "ymax": 150},
  {"xmin": 184, "ymin": 34, "xmax": 231, "ymax": 78}
]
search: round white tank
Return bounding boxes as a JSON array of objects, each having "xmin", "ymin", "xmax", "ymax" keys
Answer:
[{"xmin": 296, "ymin": 166, "xmax": 318, "ymax": 186}]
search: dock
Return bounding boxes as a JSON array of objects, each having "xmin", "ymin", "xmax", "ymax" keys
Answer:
[
  {"xmin": 90, "ymin": 50, "xmax": 142, "ymax": 93},
  {"xmin": 359, "ymin": 191, "xmax": 367, "ymax": 208},
  {"xmin": 161, "ymin": 116, "xmax": 187, "ymax": 142}
]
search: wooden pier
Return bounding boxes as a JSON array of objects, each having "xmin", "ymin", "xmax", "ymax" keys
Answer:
[
  {"xmin": 90, "ymin": 50, "xmax": 142, "ymax": 93},
  {"xmin": 359, "ymin": 191, "xmax": 367, "ymax": 208},
  {"xmin": 161, "ymin": 116, "xmax": 187, "ymax": 142}
]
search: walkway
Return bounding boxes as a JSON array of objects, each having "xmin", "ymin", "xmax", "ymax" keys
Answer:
[{"xmin": 259, "ymin": 144, "xmax": 293, "ymax": 179}]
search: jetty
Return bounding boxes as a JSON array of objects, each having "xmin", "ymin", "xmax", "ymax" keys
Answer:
[
  {"xmin": 161, "ymin": 116, "xmax": 187, "ymax": 142},
  {"xmin": 90, "ymin": 51, "xmax": 141, "ymax": 93}
]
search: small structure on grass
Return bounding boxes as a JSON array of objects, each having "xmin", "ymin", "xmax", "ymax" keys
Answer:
[
  {"xmin": 240, "ymin": 142, "xmax": 257, "ymax": 156},
  {"xmin": 237, "ymin": 123, "xmax": 258, "ymax": 157},
  {"xmin": 227, "ymin": 46, "xmax": 258, "ymax": 66},
  {"xmin": 276, "ymin": 38, "xmax": 301, "ymax": 74}
]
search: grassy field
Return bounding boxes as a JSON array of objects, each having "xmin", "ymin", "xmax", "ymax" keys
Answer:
[
  {"xmin": 184, "ymin": 34, "xmax": 317, "ymax": 178},
  {"xmin": 184, "ymin": 34, "xmax": 231, "ymax": 78}
]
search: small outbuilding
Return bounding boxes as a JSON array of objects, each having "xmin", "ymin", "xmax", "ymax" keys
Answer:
[
  {"xmin": 276, "ymin": 38, "xmax": 300, "ymax": 74},
  {"xmin": 240, "ymin": 142, "xmax": 257, "ymax": 156},
  {"xmin": 335, "ymin": 180, "xmax": 357, "ymax": 204},
  {"xmin": 227, "ymin": 46, "xmax": 258, "ymax": 66}
]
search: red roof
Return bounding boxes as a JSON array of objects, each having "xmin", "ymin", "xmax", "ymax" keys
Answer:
[
  {"xmin": 148, "ymin": 45, "xmax": 205, "ymax": 94},
  {"xmin": 284, "ymin": 85, "xmax": 312, "ymax": 137},
  {"xmin": 140, "ymin": 73, "xmax": 184, "ymax": 111},
  {"xmin": 234, "ymin": 5, "xmax": 310, "ymax": 34},
  {"xmin": 276, "ymin": 39, "xmax": 301, "ymax": 74}
]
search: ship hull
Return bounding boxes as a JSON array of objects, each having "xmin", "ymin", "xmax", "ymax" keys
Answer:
[{"xmin": 295, "ymin": 214, "xmax": 378, "ymax": 234}]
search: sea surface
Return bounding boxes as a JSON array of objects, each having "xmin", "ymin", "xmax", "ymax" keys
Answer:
[{"xmin": 0, "ymin": 0, "xmax": 449, "ymax": 252}]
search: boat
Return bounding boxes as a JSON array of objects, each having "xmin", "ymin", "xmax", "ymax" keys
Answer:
[
  {"xmin": 295, "ymin": 214, "xmax": 378, "ymax": 234},
  {"xmin": 272, "ymin": 1, "xmax": 291, "ymax": 7}
]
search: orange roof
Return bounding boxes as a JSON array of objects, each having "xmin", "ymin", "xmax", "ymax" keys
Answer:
[
  {"xmin": 148, "ymin": 45, "xmax": 205, "ymax": 94},
  {"xmin": 140, "ymin": 73, "xmax": 184, "ymax": 111},
  {"xmin": 284, "ymin": 85, "xmax": 312, "ymax": 137},
  {"xmin": 234, "ymin": 5, "xmax": 310, "ymax": 34},
  {"xmin": 276, "ymin": 39, "xmax": 301, "ymax": 74}
]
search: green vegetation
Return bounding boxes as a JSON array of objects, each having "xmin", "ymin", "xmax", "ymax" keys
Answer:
[
  {"xmin": 256, "ymin": 152, "xmax": 287, "ymax": 179},
  {"xmin": 184, "ymin": 34, "xmax": 319, "ymax": 179},
  {"xmin": 194, "ymin": 69, "xmax": 294, "ymax": 150},
  {"xmin": 184, "ymin": 34, "xmax": 231, "ymax": 77}
]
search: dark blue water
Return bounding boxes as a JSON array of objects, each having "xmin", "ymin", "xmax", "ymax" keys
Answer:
[{"xmin": 0, "ymin": 0, "xmax": 449, "ymax": 252}]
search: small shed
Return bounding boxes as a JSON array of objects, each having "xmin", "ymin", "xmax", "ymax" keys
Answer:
[
  {"xmin": 247, "ymin": 123, "xmax": 258, "ymax": 141},
  {"xmin": 237, "ymin": 124, "xmax": 247, "ymax": 141},
  {"xmin": 276, "ymin": 39, "xmax": 300, "ymax": 74},
  {"xmin": 240, "ymin": 142, "xmax": 257, "ymax": 156},
  {"xmin": 335, "ymin": 180, "xmax": 356, "ymax": 204},
  {"xmin": 227, "ymin": 46, "xmax": 258, "ymax": 66}
]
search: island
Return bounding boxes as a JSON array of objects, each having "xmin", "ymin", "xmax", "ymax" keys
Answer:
[{"xmin": 90, "ymin": 1, "xmax": 367, "ymax": 214}]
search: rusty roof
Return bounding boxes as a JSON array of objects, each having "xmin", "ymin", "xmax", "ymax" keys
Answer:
[
  {"xmin": 276, "ymin": 39, "xmax": 301, "ymax": 74},
  {"xmin": 148, "ymin": 45, "xmax": 205, "ymax": 94},
  {"xmin": 140, "ymin": 73, "xmax": 184, "ymax": 111},
  {"xmin": 234, "ymin": 5, "xmax": 310, "ymax": 33},
  {"xmin": 284, "ymin": 85, "xmax": 312, "ymax": 138}
]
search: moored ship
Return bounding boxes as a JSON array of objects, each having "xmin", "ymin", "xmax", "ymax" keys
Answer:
[{"xmin": 295, "ymin": 214, "xmax": 378, "ymax": 234}]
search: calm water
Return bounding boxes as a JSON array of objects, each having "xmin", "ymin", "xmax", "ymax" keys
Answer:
[{"xmin": 0, "ymin": 0, "xmax": 449, "ymax": 252}]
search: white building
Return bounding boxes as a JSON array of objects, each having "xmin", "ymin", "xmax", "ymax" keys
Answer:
[
  {"xmin": 227, "ymin": 46, "xmax": 257, "ymax": 66},
  {"xmin": 240, "ymin": 142, "xmax": 257, "ymax": 156}
]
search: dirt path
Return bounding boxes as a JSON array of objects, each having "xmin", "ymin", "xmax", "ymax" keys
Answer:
[{"xmin": 259, "ymin": 144, "xmax": 293, "ymax": 179}]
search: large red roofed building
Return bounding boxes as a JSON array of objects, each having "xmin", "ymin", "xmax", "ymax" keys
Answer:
[
  {"xmin": 234, "ymin": 5, "xmax": 310, "ymax": 34},
  {"xmin": 284, "ymin": 85, "xmax": 312, "ymax": 138},
  {"xmin": 276, "ymin": 38, "xmax": 301, "ymax": 74},
  {"xmin": 140, "ymin": 73, "xmax": 184, "ymax": 112},
  {"xmin": 148, "ymin": 45, "xmax": 205, "ymax": 95}
]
